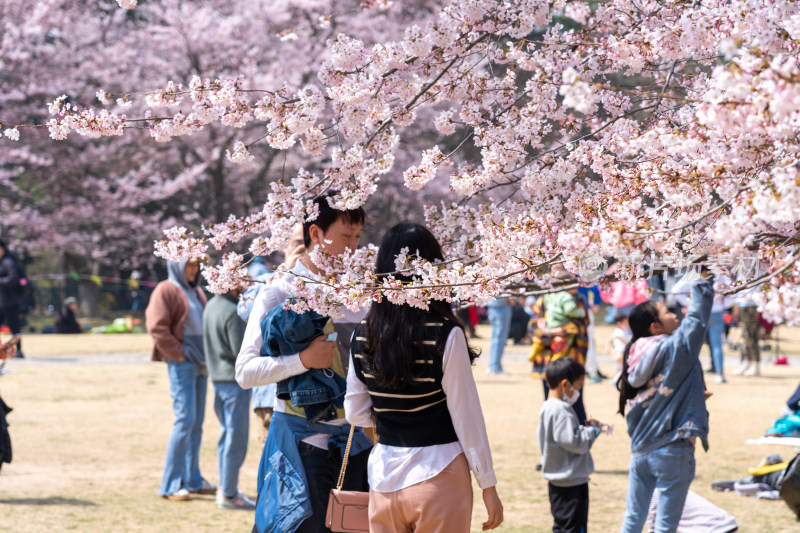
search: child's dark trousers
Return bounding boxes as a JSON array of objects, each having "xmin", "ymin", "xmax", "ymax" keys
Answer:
[{"xmin": 548, "ymin": 481, "xmax": 589, "ymax": 533}]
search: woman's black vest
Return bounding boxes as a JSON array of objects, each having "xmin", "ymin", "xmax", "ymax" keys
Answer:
[{"xmin": 350, "ymin": 317, "xmax": 459, "ymax": 447}]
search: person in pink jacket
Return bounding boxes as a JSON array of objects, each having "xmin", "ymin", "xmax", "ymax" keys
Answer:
[
  {"xmin": 146, "ymin": 258, "xmax": 215, "ymax": 501},
  {"xmin": 601, "ymin": 279, "xmax": 650, "ymax": 324}
]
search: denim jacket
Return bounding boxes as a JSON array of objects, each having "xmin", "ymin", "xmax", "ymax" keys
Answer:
[
  {"xmin": 625, "ymin": 279, "xmax": 714, "ymax": 458},
  {"xmin": 255, "ymin": 411, "xmax": 372, "ymax": 533},
  {"xmin": 260, "ymin": 305, "xmax": 348, "ymax": 423}
]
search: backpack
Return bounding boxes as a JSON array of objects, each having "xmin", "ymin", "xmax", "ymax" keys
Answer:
[{"xmin": 778, "ymin": 454, "xmax": 800, "ymax": 519}]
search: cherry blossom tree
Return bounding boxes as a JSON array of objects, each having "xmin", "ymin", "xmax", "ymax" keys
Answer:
[
  {"xmin": 0, "ymin": 0, "xmax": 444, "ymax": 271},
  {"xmin": 7, "ymin": 0, "xmax": 800, "ymax": 324}
]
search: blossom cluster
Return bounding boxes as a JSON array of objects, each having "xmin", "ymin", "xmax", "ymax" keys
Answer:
[
  {"xmin": 47, "ymin": 95, "xmax": 126, "ymax": 140},
  {"xmin": 25, "ymin": 0, "xmax": 800, "ymax": 324}
]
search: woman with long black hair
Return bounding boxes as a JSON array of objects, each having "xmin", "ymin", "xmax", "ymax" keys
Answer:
[
  {"xmin": 617, "ymin": 269, "xmax": 714, "ymax": 533},
  {"xmin": 344, "ymin": 222, "xmax": 503, "ymax": 532}
]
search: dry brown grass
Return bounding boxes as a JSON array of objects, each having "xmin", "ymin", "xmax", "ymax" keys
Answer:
[{"xmin": 1, "ymin": 325, "xmax": 799, "ymax": 532}]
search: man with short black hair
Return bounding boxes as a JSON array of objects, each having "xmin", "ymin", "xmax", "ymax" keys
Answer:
[
  {"xmin": 0, "ymin": 239, "xmax": 24, "ymax": 358},
  {"xmin": 237, "ymin": 192, "xmax": 372, "ymax": 533}
]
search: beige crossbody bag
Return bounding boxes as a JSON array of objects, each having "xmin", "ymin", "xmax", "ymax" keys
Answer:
[{"xmin": 325, "ymin": 425, "xmax": 369, "ymax": 532}]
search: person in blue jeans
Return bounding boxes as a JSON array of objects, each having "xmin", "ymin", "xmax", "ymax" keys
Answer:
[
  {"xmin": 486, "ymin": 298, "xmax": 511, "ymax": 374},
  {"xmin": 203, "ymin": 290, "xmax": 255, "ymax": 509},
  {"xmin": 706, "ymin": 311, "xmax": 726, "ymax": 380},
  {"xmin": 617, "ymin": 269, "xmax": 714, "ymax": 533},
  {"xmin": 146, "ymin": 258, "xmax": 216, "ymax": 501}
]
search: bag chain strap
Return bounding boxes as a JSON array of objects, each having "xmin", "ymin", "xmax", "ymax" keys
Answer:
[{"xmin": 335, "ymin": 424, "xmax": 356, "ymax": 491}]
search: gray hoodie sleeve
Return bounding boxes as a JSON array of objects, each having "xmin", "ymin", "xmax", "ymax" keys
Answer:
[
  {"xmin": 552, "ymin": 412, "xmax": 598, "ymax": 455},
  {"xmin": 538, "ymin": 400, "xmax": 597, "ymax": 486},
  {"xmin": 224, "ymin": 312, "xmax": 247, "ymax": 363}
]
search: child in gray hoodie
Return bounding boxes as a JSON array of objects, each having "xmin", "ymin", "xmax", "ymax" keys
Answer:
[{"xmin": 538, "ymin": 357, "xmax": 603, "ymax": 533}]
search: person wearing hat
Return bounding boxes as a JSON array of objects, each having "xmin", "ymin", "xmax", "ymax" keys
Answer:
[{"xmin": 54, "ymin": 297, "xmax": 82, "ymax": 334}]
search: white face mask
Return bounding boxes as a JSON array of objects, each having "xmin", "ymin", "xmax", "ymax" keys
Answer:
[{"xmin": 564, "ymin": 385, "xmax": 581, "ymax": 406}]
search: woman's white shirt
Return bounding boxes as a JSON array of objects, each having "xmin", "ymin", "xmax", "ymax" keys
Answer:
[{"xmin": 344, "ymin": 327, "xmax": 497, "ymax": 493}]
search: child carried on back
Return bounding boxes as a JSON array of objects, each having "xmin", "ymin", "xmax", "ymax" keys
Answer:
[
  {"xmin": 608, "ymin": 312, "xmax": 631, "ymax": 384},
  {"xmin": 617, "ymin": 270, "xmax": 714, "ymax": 533},
  {"xmin": 528, "ymin": 272, "xmax": 590, "ymax": 400}
]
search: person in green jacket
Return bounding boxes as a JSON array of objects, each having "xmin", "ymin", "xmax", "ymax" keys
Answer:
[{"xmin": 528, "ymin": 269, "xmax": 590, "ymax": 423}]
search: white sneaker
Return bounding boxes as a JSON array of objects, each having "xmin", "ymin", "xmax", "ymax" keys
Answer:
[
  {"xmin": 163, "ymin": 488, "xmax": 191, "ymax": 501},
  {"xmin": 732, "ymin": 362, "xmax": 751, "ymax": 376},
  {"xmin": 744, "ymin": 364, "xmax": 760, "ymax": 377},
  {"xmin": 217, "ymin": 490, "xmax": 255, "ymax": 510},
  {"xmin": 715, "ymin": 375, "xmax": 727, "ymax": 384}
]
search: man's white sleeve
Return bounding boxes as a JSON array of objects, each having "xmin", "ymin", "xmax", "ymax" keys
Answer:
[{"xmin": 235, "ymin": 284, "xmax": 307, "ymax": 389}]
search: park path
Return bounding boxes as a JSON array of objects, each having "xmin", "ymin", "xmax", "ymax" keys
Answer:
[{"xmin": 4, "ymin": 351, "xmax": 150, "ymax": 366}]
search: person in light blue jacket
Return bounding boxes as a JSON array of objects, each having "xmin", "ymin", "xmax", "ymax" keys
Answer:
[{"xmin": 617, "ymin": 270, "xmax": 714, "ymax": 533}]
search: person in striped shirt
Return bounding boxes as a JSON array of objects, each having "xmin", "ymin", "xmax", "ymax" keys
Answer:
[{"xmin": 345, "ymin": 222, "xmax": 503, "ymax": 532}]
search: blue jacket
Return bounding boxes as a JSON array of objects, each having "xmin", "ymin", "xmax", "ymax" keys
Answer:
[
  {"xmin": 260, "ymin": 305, "xmax": 348, "ymax": 423},
  {"xmin": 255, "ymin": 411, "xmax": 372, "ymax": 533},
  {"xmin": 625, "ymin": 279, "xmax": 714, "ymax": 457},
  {"xmin": 260, "ymin": 305, "xmax": 329, "ymax": 356}
]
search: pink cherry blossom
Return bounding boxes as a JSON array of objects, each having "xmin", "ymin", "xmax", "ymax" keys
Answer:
[{"xmin": 5, "ymin": 0, "xmax": 800, "ymax": 324}]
